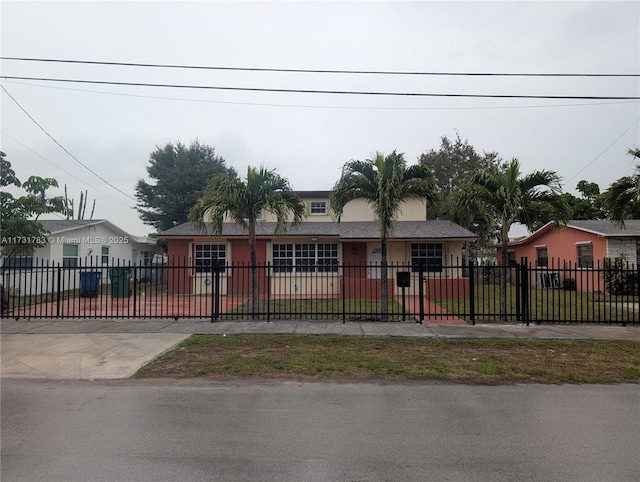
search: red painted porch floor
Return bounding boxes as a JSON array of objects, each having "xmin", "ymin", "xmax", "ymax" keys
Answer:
[{"xmin": 5, "ymin": 295, "xmax": 466, "ymax": 324}]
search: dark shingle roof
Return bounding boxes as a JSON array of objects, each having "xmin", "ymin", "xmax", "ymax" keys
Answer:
[
  {"xmin": 159, "ymin": 220, "xmax": 476, "ymax": 240},
  {"xmin": 296, "ymin": 190, "xmax": 331, "ymax": 198},
  {"xmin": 39, "ymin": 219, "xmax": 105, "ymax": 234},
  {"xmin": 569, "ymin": 220, "xmax": 640, "ymax": 237}
]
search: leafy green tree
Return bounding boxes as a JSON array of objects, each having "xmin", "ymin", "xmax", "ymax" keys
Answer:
[
  {"xmin": 454, "ymin": 159, "xmax": 570, "ymax": 319},
  {"xmin": 530, "ymin": 180, "xmax": 606, "ymax": 228},
  {"xmin": 418, "ymin": 132, "xmax": 505, "ymax": 247},
  {"xmin": 135, "ymin": 140, "xmax": 235, "ymax": 232},
  {"xmin": 1, "ymin": 152, "xmax": 66, "ymax": 260},
  {"xmin": 418, "ymin": 132, "xmax": 504, "ymax": 194},
  {"xmin": 601, "ymin": 148, "xmax": 640, "ymax": 224},
  {"xmin": 572, "ymin": 180, "xmax": 606, "ymax": 220},
  {"xmin": 189, "ymin": 166, "xmax": 306, "ymax": 314},
  {"xmin": 330, "ymin": 151, "xmax": 436, "ymax": 319}
]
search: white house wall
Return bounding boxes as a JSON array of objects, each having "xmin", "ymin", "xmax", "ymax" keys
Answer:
[
  {"xmin": 4, "ymin": 223, "xmax": 158, "ymax": 296},
  {"xmin": 336, "ymin": 198, "xmax": 427, "ymax": 222},
  {"xmin": 2, "ymin": 266, "xmax": 96, "ymax": 299},
  {"xmin": 258, "ymin": 197, "xmax": 428, "ymax": 223},
  {"xmin": 270, "ymin": 273, "xmax": 340, "ymax": 297},
  {"xmin": 46, "ymin": 223, "xmax": 138, "ymax": 265}
]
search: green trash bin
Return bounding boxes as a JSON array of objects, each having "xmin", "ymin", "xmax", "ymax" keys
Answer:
[{"xmin": 109, "ymin": 268, "xmax": 132, "ymax": 298}]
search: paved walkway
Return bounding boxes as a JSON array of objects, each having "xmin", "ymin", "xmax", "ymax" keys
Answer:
[{"xmin": 1, "ymin": 319, "xmax": 638, "ymax": 380}]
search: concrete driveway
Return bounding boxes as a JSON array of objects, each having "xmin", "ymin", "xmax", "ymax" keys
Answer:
[{"xmin": 0, "ymin": 333, "xmax": 188, "ymax": 379}]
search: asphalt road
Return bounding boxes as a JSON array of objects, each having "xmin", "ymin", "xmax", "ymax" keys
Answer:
[{"xmin": 2, "ymin": 379, "xmax": 638, "ymax": 482}]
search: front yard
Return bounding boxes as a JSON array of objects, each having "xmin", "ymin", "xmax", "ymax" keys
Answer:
[{"xmin": 135, "ymin": 335, "xmax": 640, "ymax": 384}]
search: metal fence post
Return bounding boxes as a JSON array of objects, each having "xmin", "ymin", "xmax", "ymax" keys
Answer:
[
  {"xmin": 210, "ymin": 255, "xmax": 221, "ymax": 323},
  {"xmin": 56, "ymin": 264, "xmax": 62, "ymax": 318},
  {"xmin": 520, "ymin": 257, "xmax": 529, "ymax": 325},
  {"xmin": 267, "ymin": 262, "xmax": 271, "ymax": 323},
  {"xmin": 342, "ymin": 267, "xmax": 346, "ymax": 324},
  {"xmin": 214, "ymin": 265, "xmax": 220, "ymax": 322},
  {"xmin": 418, "ymin": 262, "xmax": 424, "ymax": 324},
  {"xmin": 469, "ymin": 260, "xmax": 475, "ymax": 325},
  {"xmin": 132, "ymin": 261, "xmax": 137, "ymax": 318},
  {"xmin": 635, "ymin": 262, "xmax": 640, "ymax": 326}
]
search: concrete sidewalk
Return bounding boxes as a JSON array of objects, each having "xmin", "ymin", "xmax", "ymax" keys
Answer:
[{"xmin": 1, "ymin": 319, "xmax": 638, "ymax": 380}]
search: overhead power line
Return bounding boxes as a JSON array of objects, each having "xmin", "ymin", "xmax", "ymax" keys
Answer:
[
  {"xmin": 1, "ymin": 57, "xmax": 638, "ymax": 77},
  {"xmin": 1, "ymin": 130, "xmax": 134, "ymax": 209},
  {"xmin": 5, "ymin": 79, "xmax": 636, "ymax": 111},
  {"xmin": 2, "ymin": 76, "xmax": 639, "ymax": 100},
  {"xmin": 1, "ymin": 84, "xmax": 137, "ymax": 203},
  {"xmin": 566, "ymin": 116, "xmax": 640, "ymax": 183}
]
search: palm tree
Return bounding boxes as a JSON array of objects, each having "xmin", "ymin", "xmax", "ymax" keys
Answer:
[
  {"xmin": 455, "ymin": 158, "xmax": 570, "ymax": 318},
  {"xmin": 329, "ymin": 150, "xmax": 436, "ymax": 319},
  {"xmin": 601, "ymin": 148, "xmax": 640, "ymax": 224},
  {"xmin": 189, "ymin": 166, "xmax": 306, "ymax": 314}
]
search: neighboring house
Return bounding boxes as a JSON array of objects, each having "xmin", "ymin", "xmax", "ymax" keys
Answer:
[
  {"xmin": 497, "ymin": 220, "xmax": 640, "ymax": 291},
  {"xmin": 158, "ymin": 191, "xmax": 477, "ymax": 297},
  {"xmin": 2, "ymin": 219, "xmax": 161, "ymax": 295},
  {"xmin": 36, "ymin": 219, "xmax": 160, "ymax": 267}
]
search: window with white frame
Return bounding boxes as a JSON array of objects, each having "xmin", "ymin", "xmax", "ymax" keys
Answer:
[
  {"xmin": 295, "ymin": 243, "xmax": 316, "ymax": 272},
  {"xmin": 62, "ymin": 244, "xmax": 79, "ymax": 267},
  {"xmin": 577, "ymin": 244, "xmax": 593, "ymax": 268},
  {"xmin": 536, "ymin": 247, "xmax": 548, "ymax": 267},
  {"xmin": 101, "ymin": 246, "xmax": 110, "ymax": 264},
  {"xmin": 317, "ymin": 243, "xmax": 339, "ymax": 272},
  {"xmin": 142, "ymin": 251, "xmax": 154, "ymax": 266},
  {"xmin": 411, "ymin": 242, "xmax": 443, "ymax": 272},
  {"xmin": 272, "ymin": 243, "xmax": 293, "ymax": 273},
  {"xmin": 194, "ymin": 244, "xmax": 226, "ymax": 273},
  {"xmin": 310, "ymin": 201, "xmax": 327, "ymax": 215},
  {"xmin": 272, "ymin": 242, "xmax": 339, "ymax": 273}
]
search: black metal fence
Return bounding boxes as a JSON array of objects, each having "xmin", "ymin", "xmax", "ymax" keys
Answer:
[{"xmin": 1, "ymin": 257, "xmax": 638, "ymax": 325}]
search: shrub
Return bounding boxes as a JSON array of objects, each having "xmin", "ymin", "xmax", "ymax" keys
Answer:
[{"xmin": 602, "ymin": 255, "xmax": 638, "ymax": 296}]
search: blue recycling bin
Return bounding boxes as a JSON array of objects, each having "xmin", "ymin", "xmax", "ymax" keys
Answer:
[{"xmin": 80, "ymin": 272, "xmax": 102, "ymax": 297}]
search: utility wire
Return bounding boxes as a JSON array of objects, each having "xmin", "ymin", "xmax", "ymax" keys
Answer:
[
  {"xmin": 1, "ymin": 84, "xmax": 138, "ymax": 202},
  {"xmin": 2, "ymin": 56, "xmax": 638, "ymax": 77},
  {"xmin": 2, "ymin": 75, "xmax": 639, "ymax": 100},
  {"xmin": 566, "ymin": 117, "xmax": 640, "ymax": 183},
  {"xmin": 4, "ymin": 79, "xmax": 638, "ymax": 111},
  {"xmin": 1, "ymin": 130, "xmax": 134, "ymax": 209}
]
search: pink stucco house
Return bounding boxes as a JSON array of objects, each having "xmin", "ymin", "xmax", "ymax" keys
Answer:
[{"xmin": 497, "ymin": 220, "xmax": 640, "ymax": 292}]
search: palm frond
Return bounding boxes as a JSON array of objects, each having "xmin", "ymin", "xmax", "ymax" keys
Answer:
[
  {"xmin": 601, "ymin": 176, "xmax": 638, "ymax": 224},
  {"xmin": 189, "ymin": 166, "xmax": 305, "ymax": 234}
]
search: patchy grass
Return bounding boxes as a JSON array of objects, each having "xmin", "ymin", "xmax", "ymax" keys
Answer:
[
  {"xmin": 224, "ymin": 298, "xmax": 407, "ymax": 321},
  {"xmin": 135, "ymin": 335, "xmax": 640, "ymax": 384},
  {"xmin": 438, "ymin": 284, "xmax": 638, "ymax": 323}
]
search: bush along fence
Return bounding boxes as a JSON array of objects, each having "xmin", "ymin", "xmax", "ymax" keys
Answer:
[{"xmin": 0, "ymin": 257, "xmax": 638, "ymax": 325}]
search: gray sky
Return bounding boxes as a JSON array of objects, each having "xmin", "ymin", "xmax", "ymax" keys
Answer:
[{"xmin": 2, "ymin": 0, "xmax": 639, "ymax": 236}]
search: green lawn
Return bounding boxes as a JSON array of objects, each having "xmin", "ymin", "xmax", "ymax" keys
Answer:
[
  {"xmin": 135, "ymin": 335, "xmax": 640, "ymax": 384},
  {"xmin": 438, "ymin": 284, "xmax": 638, "ymax": 323},
  {"xmin": 224, "ymin": 298, "xmax": 408, "ymax": 321}
]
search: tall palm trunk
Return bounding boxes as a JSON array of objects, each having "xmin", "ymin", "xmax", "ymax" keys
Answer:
[
  {"xmin": 248, "ymin": 222, "xmax": 259, "ymax": 314},
  {"xmin": 380, "ymin": 236, "xmax": 388, "ymax": 321},
  {"xmin": 499, "ymin": 226, "xmax": 509, "ymax": 321}
]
